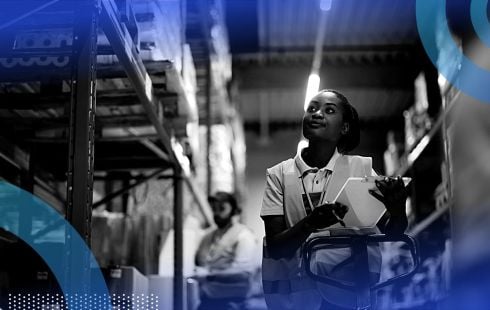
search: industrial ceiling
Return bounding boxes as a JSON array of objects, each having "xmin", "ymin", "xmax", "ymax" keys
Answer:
[{"xmin": 224, "ymin": 0, "xmax": 427, "ymax": 130}]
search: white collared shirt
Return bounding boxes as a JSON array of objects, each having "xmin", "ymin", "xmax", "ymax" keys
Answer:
[
  {"xmin": 295, "ymin": 147, "xmax": 340, "ymax": 197},
  {"xmin": 260, "ymin": 148, "xmax": 343, "ymax": 217}
]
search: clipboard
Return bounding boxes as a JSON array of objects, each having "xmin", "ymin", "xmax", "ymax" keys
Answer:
[{"xmin": 328, "ymin": 176, "xmax": 412, "ymax": 229}]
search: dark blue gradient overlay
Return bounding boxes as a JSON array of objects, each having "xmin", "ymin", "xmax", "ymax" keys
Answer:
[
  {"xmin": 450, "ymin": 260, "xmax": 490, "ymax": 310},
  {"xmin": 224, "ymin": 0, "xmax": 418, "ymax": 53}
]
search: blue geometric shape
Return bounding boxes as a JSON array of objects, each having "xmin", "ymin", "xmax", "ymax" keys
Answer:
[
  {"xmin": 416, "ymin": 0, "xmax": 490, "ymax": 103},
  {"xmin": 0, "ymin": 181, "xmax": 112, "ymax": 309},
  {"xmin": 470, "ymin": 0, "xmax": 490, "ymax": 47}
]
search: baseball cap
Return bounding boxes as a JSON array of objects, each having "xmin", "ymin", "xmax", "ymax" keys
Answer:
[{"xmin": 208, "ymin": 191, "xmax": 239, "ymax": 213}]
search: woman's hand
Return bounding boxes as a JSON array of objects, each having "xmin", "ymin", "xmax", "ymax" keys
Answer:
[
  {"xmin": 305, "ymin": 202, "xmax": 349, "ymax": 230},
  {"xmin": 263, "ymin": 203, "xmax": 348, "ymax": 259},
  {"xmin": 369, "ymin": 176, "xmax": 409, "ymax": 234},
  {"xmin": 369, "ymin": 176, "xmax": 408, "ymax": 217}
]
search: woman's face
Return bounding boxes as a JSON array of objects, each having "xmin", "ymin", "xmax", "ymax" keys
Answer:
[{"xmin": 302, "ymin": 91, "xmax": 348, "ymax": 143}]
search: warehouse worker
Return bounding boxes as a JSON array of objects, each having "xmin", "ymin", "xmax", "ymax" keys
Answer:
[
  {"xmin": 194, "ymin": 191, "xmax": 257, "ymax": 310},
  {"xmin": 261, "ymin": 89, "xmax": 409, "ymax": 310}
]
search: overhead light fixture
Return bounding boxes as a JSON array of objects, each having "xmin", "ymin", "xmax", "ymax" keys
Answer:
[
  {"xmin": 304, "ymin": 73, "xmax": 320, "ymax": 111},
  {"xmin": 320, "ymin": 0, "xmax": 332, "ymax": 11}
]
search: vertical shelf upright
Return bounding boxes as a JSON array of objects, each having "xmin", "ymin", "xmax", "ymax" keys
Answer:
[{"xmin": 65, "ymin": 0, "xmax": 99, "ymax": 293}]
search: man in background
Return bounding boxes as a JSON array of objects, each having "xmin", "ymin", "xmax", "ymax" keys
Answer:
[{"xmin": 194, "ymin": 191, "xmax": 257, "ymax": 310}]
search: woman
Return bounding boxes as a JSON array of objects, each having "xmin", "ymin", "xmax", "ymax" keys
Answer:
[{"xmin": 260, "ymin": 89, "xmax": 408, "ymax": 310}]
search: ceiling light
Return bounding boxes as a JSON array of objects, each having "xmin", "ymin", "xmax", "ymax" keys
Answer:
[{"xmin": 320, "ymin": 0, "xmax": 332, "ymax": 11}]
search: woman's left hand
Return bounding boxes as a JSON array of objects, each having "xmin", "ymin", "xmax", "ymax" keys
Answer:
[{"xmin": 369, "ymin": 176, "xmax": 408, "ymax": 217}]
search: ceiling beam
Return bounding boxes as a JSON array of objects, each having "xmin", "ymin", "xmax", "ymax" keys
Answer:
[{"xmin": 235, "ymin": 62, "xmax": 420, "ymax": 90}]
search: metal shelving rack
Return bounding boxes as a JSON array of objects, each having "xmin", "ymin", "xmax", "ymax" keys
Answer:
[
  {"xmin": 380, "ymin": 82, "xmax": 460, "ymax": 310},
  {"xmin": 0, "ymin": 1, "xmax": 213, "ymax": 309},
  {"xmin": 395, "ymin": 86, "xmax": 459, "ymax": 236},
  {"xmin": 186, "ymin": 0, "xmax": 238, "ymax": 196}
]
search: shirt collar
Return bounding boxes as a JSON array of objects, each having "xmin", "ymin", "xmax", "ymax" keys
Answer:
[{"xmin": 294, "ymin": 146, "xmax": 341, "ymax": 177}]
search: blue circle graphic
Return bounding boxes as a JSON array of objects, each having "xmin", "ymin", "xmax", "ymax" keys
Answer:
[
  {"xmin": 416, "ymin": 0, "xmax": 490, "ymax": 103},
  {"xmin": 470, "ymin": 0, "xmax": 490, "ymax": 47},
  {"xmin": 0, "ymin": 181, "xmax": 112, "ymax": 309}
]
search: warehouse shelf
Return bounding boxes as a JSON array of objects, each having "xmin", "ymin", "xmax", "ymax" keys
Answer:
[
  {"xmin": 384, "ymin": 85, "xmax": 458, "ymax": 237},
  {"xmin": 388, "ymin": 86, "xmax": 456, "ymax": 237},
  {"xmin": 186, "ymin": 0, "xmax": 232, "ymax": 125},
  {"xmin": 0, "ymin": 0, "xmax": 202, "ymax": 186},
  {"xmin": 0, "ymin": 1, "xmax": 212, "ymax": 309},
  {"xmin": 380, "ymin": 76, "xmax": 458, "ymax": 310},
  {"xmin": 388, "ymin": 86, "xmax": 459, "ymax": 235},
  {"xmin": 395, "ymin": 89, "xmax": 460, "ymax": 177},
  {"xmin": 407, "ymin": 203, "xmax": 451, "ymax": 237}
]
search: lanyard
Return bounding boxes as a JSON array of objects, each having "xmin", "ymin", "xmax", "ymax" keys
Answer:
[{"xmin": 300, "ymin": 169, "xmax": 332, "ymax": 212}]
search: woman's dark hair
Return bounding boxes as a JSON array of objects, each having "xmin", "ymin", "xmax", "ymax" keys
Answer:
[{"xmin": 318, "ymin": 89, "xmax": 360, "ymax": 154}]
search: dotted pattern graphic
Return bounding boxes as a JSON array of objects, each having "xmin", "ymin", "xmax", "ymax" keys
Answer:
[{"xmin": 8, "ymin": 293, "xmax": 159, "ymax": 310}]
